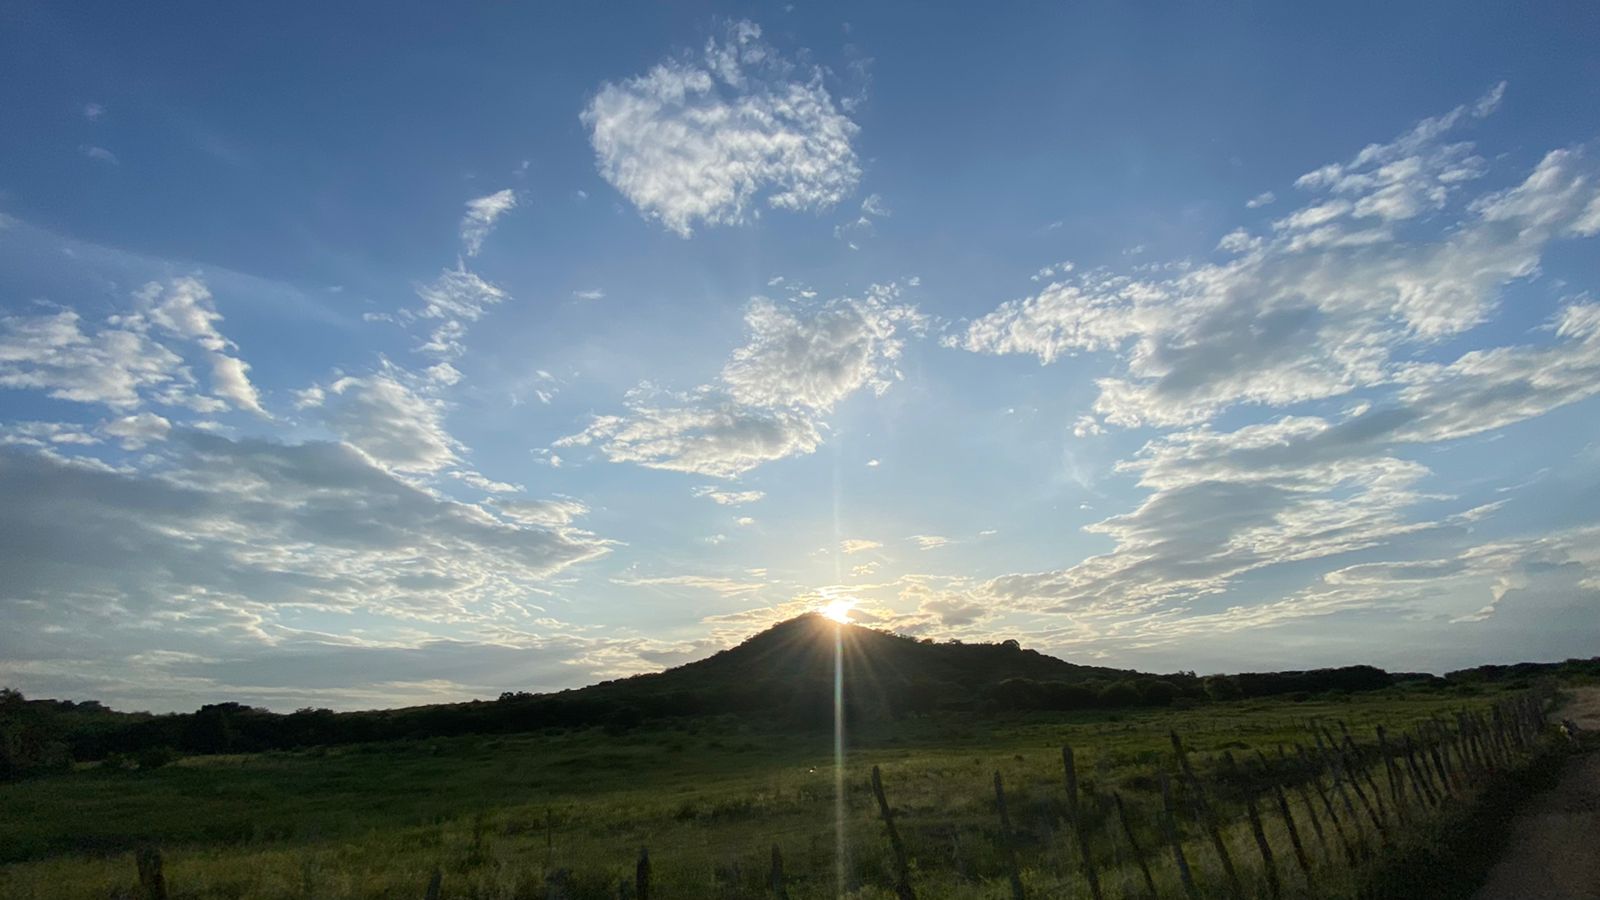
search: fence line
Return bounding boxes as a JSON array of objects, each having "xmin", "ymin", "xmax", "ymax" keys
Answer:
[{"xmin": 119, "ymin": 687, "xmax": 1557, "ymax": 899}]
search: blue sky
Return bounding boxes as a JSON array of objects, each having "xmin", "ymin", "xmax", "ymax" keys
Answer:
[{"xmin": 3, "ymin": 2, "xmax": 1600, "ymax": 711}]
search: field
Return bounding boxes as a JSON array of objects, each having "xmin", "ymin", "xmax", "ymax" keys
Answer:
[{"xmin": 0, "ymin": 683, "xmax": 1541, "ymax": 899}]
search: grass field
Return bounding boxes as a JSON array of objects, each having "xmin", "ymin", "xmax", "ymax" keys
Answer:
[{"xmin": 0, "ymin": 685, "xmax": 1525, "ymax": 898}]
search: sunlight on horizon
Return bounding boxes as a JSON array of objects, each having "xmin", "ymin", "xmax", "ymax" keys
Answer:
[{"xmin": 819, "ymin": 598, "xmax": 857, "ymax": 624}]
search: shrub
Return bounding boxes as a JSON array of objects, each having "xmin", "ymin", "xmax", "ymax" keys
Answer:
[{"xmin": 136, "ymin": 746, "xmax": 178, "ymax": 770}]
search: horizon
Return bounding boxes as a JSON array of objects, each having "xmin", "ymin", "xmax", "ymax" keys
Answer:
[{"xmin": 4, "ymin": 3, "xmax": 1600, "ymax": 714}]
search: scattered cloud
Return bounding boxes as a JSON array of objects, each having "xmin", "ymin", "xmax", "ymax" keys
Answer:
[
  {"xmin": 908, "ymin": 534, "xmax": 951, "ymax": 550},
  {"xmin": 692, "ymin": 486, "xmax": 765, "ymax": 505},
  {"xmin": 0, "ymin": 434, "xmax": 609, "ymax": 683},
  {"xmin": 0, "ymin": 277, "xmax": 262, "ymax": 416},
  {"xmin": 102, "ymin": 412, "xmax": 172, "ymax": 449},
  {"xmin": 840, "ymin": 538, "xmax": 881, "ymax": 555},
  {"xmin": 408, "ymin": 265, "xmax": 509, "ymax": 360},
  {"xmin": 81, "ymin": 145, "xmax": 119, "ymax": 165},
  {"xmin": 955, "ymin": 85, "xmax": 1600, "ymax": 432},
  {"xmin": 319, "ymin": 370, "xmax": 459, "ymax": 474},
  {"xmin": 460, "ymin": 188, "xmax": 518, "ymax": 256},
  {"xmin": 582, "ymin": 20, "xmax": 861, "ymax": 236},
  {"xmin": 561, "ymin": 283, "xmax": 920, "ymax": 477}
]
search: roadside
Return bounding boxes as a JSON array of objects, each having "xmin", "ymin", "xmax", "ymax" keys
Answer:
[{"xmin": 1473, "ymin": 686, "xmax": 1600, "ymax": 900}]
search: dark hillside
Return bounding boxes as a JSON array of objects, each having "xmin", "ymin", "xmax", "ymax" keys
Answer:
[{"xmin": 567, "ymin": 613, "xmax": 1140, "ymax": 725}]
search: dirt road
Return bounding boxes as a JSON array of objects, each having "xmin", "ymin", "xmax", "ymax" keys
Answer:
[{"xmin": 1474, "ymin": 686, "xmax": 1600, "ymax": 900}]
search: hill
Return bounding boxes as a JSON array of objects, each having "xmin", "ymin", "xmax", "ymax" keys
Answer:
[
  {"xmin": 6, "ymin": 613, "xmax": 1596, "ymax": 777},
  {"xmin": 567, "ymin": 613, "xmax": 1140, "ymax": 725}
]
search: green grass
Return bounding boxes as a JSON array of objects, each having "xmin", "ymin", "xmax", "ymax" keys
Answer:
[{"xmin": 0, "ymin": 686, "xmax": 1518, "ymax": 898}]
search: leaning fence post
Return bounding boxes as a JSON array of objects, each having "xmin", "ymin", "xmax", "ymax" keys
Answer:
[
  {"xmin": 423, "ymin": 868, "xmax": 441, "ymax": 900},
  {"xmin": 1312, "ymin": 731, "xmax": 1369, "ymax": 850},
  {"xmin": 1157, "ymin": 772, "xmax": 1200, "ymax": 900},
  {"xmin": 1375, "ymin": 726, "xmax": 1408, "ymax": 822},
  {"xmin": 1061, "ymin": 746, "xmax": 1103, "ymax": 900},
  {"xmin": 1245, "ymin": 794, "xmax": 1283, "ymax": 900},
  {"xmin": 870, "ymin": 766, "xmax": 917, "ymax": 900},
  {"xmin": 1297, "ymin": 744, "xmax": 1357, "ymax": 866},
  {"xmin": 1170, "ymin": 732, "xmax": 1243, "ymax": 896},
  {"xmin": 1260, "ymin": 768, "xmax": 1312, "ymax": 877},
  {"xmin": 135, "ymin": 847, "xmax": 168, "ymax": 900},
  {"xmin": 1112, "ymin": 791, "xmax": 1158, "ymax": 899},
  {"xmin": 994, "ymin": 772, "xmax": 1027, "ymax": 900},
  {"xmin": 1402, "ymin": 734, "xmax": 1439, "ymax": 807},
  {"xmin": 1327, "ymin": 730, "xmax": 1387, "ymax": 836},
  {"xmin": 1274, "ymin": 747, "xmax": 1330, "ymax": 861}
]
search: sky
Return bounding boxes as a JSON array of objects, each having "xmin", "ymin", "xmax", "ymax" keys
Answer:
[{"xmin": 3, "ymin": 2, "xmax": 1600, "ymax": 713}]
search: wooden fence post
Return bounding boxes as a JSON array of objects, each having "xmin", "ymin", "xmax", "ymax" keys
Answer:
[
  {"xmin": 1273, "ymin": 747, "xmax": 1329, "ymax": 860},
  {"xmin": 135, "ymin": 847, "xmax": 167, "ymax": 900},
  {"xmin": 1061, "ymin": 746, "xmax": 1103, "ymax": 900},
  {"xmin": 424, "ymin": 868, "xmax": 441, "ymax": 900},
  {"xmin": 1375, "ymin": 726, "xmax": 1408, "ymax": 822},
  {"xmin": 1296, "ymin": 745, "xmax": 1357, "ymax": 867},
  {"xmin": 1263, "ymin": 768, "xmax": 1312, "ymax": 882},
  {"xmin": 1400, "ymin": 735, "xmax": 1438, "ymax": 807},
  {"xmin": 1245, "ymin": 794, "xmax": 1283, "ymax": 900},
  {"xmin": 994, "ymin": 772, "xmax": 1027, "ymax": 900},
  {"xmin": 1112, "ymin": 791, "xmax": 1158, "ymax": 899},
  {"xmin": 1326, "ymin": 730, "xmax": 1387, "ymax": 837},
  {"xmin": 1157, "ymin": 772, "xmax": 1200, "ymax": 900},
  {"xmin": 870, "ymin": 766, "xmax": 917, "ymax": 900},
  {"xmin": 1170, "ymin": 732, "xmax": 1243, "ymax": 896}
]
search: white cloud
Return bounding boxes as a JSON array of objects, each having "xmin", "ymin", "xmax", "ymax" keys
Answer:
[
  {"xmin": 981, "ymin": 291, "xmax": 1600, "ymax": 619},
  {"xmin": 692, "ymin": 486, "xmax": 765, "ymax": 505},
  {"xmin": 955, "ymin": 86, "xmax": 1600, "ymax": 431},
  {"xmin": 558, "ymin": 396, "xmax": 823, "ymax": 479},
  {"xmin": 321, "ymin": 372, "xmax": 459, "ymax": 474},
  {"xmin": 460, "ymin": 189, "xmax": 518, "ymax": 256},
  {"xmin": 0, "ymin": 277, "xmax": 264, "ymax": 416},
  {"xmin": 841, "ymin": 538, "xmax": 881, "ymax": 555},
  {"xmin": 0, "ymin": 435, "xmax": 609, "ymax": 700},
  {"xmin": 0, "ymin": 309, "xmax": 187, "ymax": 410},
  {"xmin": 908, "ymin": 534, "xmax": 951, "ymax": 550},
  {"xmin": 410, "ymin": 266, "xmax": 509, "ymax": 360},
  {"xmin": 1246, "ymin": 191, "xmax": 1275, "ymax": 208},
  {"xmin": 83, "ymin": 102, "xmax": 105, "ymax": 121},
  {"xmin": 582, "ymin": 20, "xmax": 861, "ymax": 236},
  {"xmin": 102, "ymin": 412, "xmax": 172, "ymax": 449},
  {"xmin": 613, "ymin": 573, "xmax": 767, "ymax": 597},
  {"xmin": 562, "ymin": 284, "xmax": 920, "ymax": 477},
  {"xmin": 573, "ymin": 288, "xmax": 606, "ymax": 301},
  {"xmin": 133, "ymin": 278, "xmax": 266, "ymax": 416},
  {"xmin": 497, "ymin": 497, "xmax": 590, "ymax": 528},
  {"xmin": 722, "ymin": 286, "xmax": 922, "ymax": 409},
  {"xmin": 81, "ymin": 145, "xmax": 119, "ymax": 165}
]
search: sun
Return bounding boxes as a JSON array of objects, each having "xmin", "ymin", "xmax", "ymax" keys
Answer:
[{"xmin": 818, "ymin": 598, "xmax": 856, "ymax": 624}]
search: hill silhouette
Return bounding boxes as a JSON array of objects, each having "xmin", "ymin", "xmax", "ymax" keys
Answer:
[
  {"xmin": 567, "ymin": 613, "xmax": 1140, "ymax": 725},
  {"xmin": 6, "ymin": 614, "xmax": 1595, "ymax": 776}
]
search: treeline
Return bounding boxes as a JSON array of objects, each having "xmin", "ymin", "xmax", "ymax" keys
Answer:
[{"xmin": 5, "ymin": 655, "xmax": 1598, "ymax": 780}]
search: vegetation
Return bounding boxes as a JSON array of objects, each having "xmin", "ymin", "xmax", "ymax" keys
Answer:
[
  {"xmin": 9, "ymin": 616, "xmax": 1594, "ymax": 774},
  {"xmin": 1, "ymin": 618, "xmax": 1592, "ymax": 898}
]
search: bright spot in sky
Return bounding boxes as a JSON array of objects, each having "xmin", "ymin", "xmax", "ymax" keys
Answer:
[{"xmin": 819, "ymin": 598, "xmax": 856, "ymax": 624}]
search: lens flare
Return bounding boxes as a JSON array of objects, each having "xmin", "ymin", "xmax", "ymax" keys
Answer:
[{"xmin": 820, "ymin": 598, "xmax": 856, "ymax": 623}]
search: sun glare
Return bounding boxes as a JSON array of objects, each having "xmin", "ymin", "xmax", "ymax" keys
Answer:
[{"xmin": 819, "ymin": 598, "xmax": 856, "ymax": 624}]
